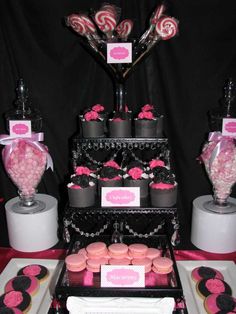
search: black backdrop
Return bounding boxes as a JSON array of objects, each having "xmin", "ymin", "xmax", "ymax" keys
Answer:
[{"xmin": 0, "ymin": 0, "xmax": 236, "ymax": 247}]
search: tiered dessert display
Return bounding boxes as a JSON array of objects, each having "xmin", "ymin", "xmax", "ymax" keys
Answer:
[
  {"xmin": 56, "ymin": 3, "xmax": 187, "ymax": 312},
  {"xmin": 191, "ymin": 79, "xmax": 236, "ymax": 253},
  {"xmin": 0, "ymin": 79, "xmax": 58, "ymax": 252}
]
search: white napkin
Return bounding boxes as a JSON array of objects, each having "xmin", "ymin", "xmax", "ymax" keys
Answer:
[{"xmin": 67, "ymin": 296, "xmax": 175, "ymax": 314}]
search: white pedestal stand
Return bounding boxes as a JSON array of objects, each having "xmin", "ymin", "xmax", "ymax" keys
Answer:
[
  {"xmin": 191, "ymin": 195, "xmax": 236, "ymax": 253},
  {"xmin": 5, "ymin": 193, "xmax": 58, "ymax": 252}
]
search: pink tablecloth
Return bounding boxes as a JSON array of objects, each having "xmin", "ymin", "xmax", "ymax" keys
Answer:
[{"xmin": 0, "ymin": 247, "xmax": 235, "ymax": 274}]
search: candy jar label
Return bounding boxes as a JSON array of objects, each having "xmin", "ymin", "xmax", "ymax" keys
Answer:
[
  {"xmin": 222, "ymin": 118, "xmax": 236, "ymax": 137},
  {"xmin": 107, "ymin": 43, "xmax": 132, "ymax": 63},
  {"xmin": 9, "ymin": 120, "xmax": 32, "ymax": 138}
]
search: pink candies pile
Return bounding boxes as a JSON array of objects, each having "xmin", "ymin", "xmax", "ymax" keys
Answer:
[{"xmin": 5, "ymin": 140, "xmax": 47, "ymax": 197}]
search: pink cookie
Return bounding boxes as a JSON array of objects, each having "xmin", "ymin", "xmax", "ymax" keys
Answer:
[
  {"xmin": 204, "ymin": 293, "xmax": 236, "ymax": 314},
  {"xmin": 5, "ymin": 275, "xmax": 39, "ymax": 296},
  {"xmin": 109, "ymin": 258, "xmax": 131, "ymax": 265},
  {"xmin": 77, "ymin": 248, "xmax": 88, "ymax": 259},
  {"xmin": 128, "ymin": 243, "xmax": 148, "ymax": 258},
  {"xmin": 152, "ymin": 257, "xmax": 173, "ymax": 274},
  {"xmin": 86, "ymin": 257, "xmax": 108, "ymax": 273},
  {"xmin": 108, "ymin": 243, "xmax": 128, "ymax": 259},
  {"xmin": 86, "ymin": 242, "xmax": 108, "ymax": 258},
  {"xmin": 191, "ymin": 266, "xmax": 224, "ymax": 283},
  {"xmin": 132, "ymin": 258, "xmax": 152, "ymax": 273},
  {"xmin": 197, "ymin": 278, "xmax": 232, "ymax": 299},
  {"xmin": 17, "ymin": 264, "xmax": 49, "ymax": 283},
  {"xmin": 146, "ymin": 248, "xmax": 161, "ymax": 260},
  {"xmin": 0, "ymin": 291, "xmax": 31, "ymax": 313},
  {"xmin": 65, "ymin": 254, "xmax": 86, "ymax": 272}
]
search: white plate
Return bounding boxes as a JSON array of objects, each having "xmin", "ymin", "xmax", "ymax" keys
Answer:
[
  {"xmin": 177, "ymin": 260, "xmax": 236, "ymax": 314},
  {"xmin": 0, "ymin": 258, "xmax": 63, "ymax": 314}
]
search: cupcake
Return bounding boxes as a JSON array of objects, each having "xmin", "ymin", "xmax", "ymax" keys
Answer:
[
  {"xmin": 80, "ymin": 109, "xmax": 104, "ymax": 138},
  {"xmin": 91, "ymin": 104, "xmax": 108, "ymax": 133},
  {"xmin": 149, "ymin": 162, "xmax": 177, "ymax": 207},
  {"xmin": 135, "ymin": 104, "xmax": 163, "ymax": 137},
  {"xmin": 108, "ymin": 112, "xmax": 131, "ymax": 138},
  {"xmin": 67, "ymin": 166, "xmax": 96, "ymax": 207},
  {"xmin": 123, "ymin": 161, "xmax": 150, "ymax": 198},
  {"xmin": 98, "ymin": 160, "xmax": 123, "ymax": 194}
]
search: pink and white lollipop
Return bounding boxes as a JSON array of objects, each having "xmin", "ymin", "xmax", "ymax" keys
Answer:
[
  {"xmin": 150, "ymin": 4, "xmax": 165, "ymax": 25},
  {"xmin": 94, "ymin": 6, "xmax": 117, "ymax": 37},
  {"xmin": 116, "ymin": 19, "xmax": 133, "ymax": 40},
  {"xmin": 155, "ymin": 16, "xmax": 178, "ymax": 40},
  {"xmin": 67, "ymin": 14, "xmax": 87, "ymax": 36}
]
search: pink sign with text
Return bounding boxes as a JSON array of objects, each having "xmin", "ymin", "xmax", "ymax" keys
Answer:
[
  {"xmin": 222, "ymin": 118, "xmax": 236, "ymax": 137},
  {"xmin": 9, "ymin": 120, "xmax": 32, "ymax": 138},
  {"xmin": 107, "ymin": 43, "xmax": 132, "ymax": 63},
  {"xmin": 101, "ymin": 265, "xmax": 145, "ymax": 288},
  {"xmin": 101, "ymin": 187, "xmax": 140, "ymax": 207}
]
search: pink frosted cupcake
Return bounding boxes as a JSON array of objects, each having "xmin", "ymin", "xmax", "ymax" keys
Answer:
[
  {"xmin": 98, "ymin": 160, "xmax": 123, "ymax": 193},
  {"xmin": 149, "ymin": 163, "xmax": 177, "ymax": 207},
  {"xmin": 81, "ymin": 109, "xmax": 104, "ymax": 138},
  {"xmin": 109, "ymin": 112, "xmax": 131, "ymax": 138}
]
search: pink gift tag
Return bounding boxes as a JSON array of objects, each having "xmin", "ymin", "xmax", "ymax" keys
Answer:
[
  {"xmin": 107, "ymin": 43, "xmax": 132, "ymax": 63},
  {"xmin": 9, "ymin": 120, "xmax": 32, "ymax": 138},
  {"xmin": 101, "ymin": 187, "xmax": 140, "ymax": 207},
  {"xmin": 222, "ymin": 118, "xmax": 236, "ymax": 137},
  {"xmin": 101, "ymin": 265, "xmax": 145, "ymax": 287}
]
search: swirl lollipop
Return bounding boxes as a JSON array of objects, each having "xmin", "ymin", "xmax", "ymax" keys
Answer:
[
  {"xmin": 94, "ymin": 5, "xmax": 118, "ymax": 38},
  {"xmin": 116, "ymin": 19, "xmax": 133, "ymax": 40},
  {"xmin": 155, "ymin": 16, "xmax": 178, "ymax": 40}
]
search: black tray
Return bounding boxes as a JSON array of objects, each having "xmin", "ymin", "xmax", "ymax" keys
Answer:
[{"xmin": 55, "ymin": 234, "xmax": 183, "ymax": 300}]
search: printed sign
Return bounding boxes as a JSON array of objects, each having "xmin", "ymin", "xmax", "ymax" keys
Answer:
[
  {"xmin": 222, "ymin": 118, "xmax": 236, "ymax": 137},
  {"xmin": 9, "ymin": 120, "xmax": 32, "ymax": 138},
  {"xmin": 101, "ymin": 265, "xmax": 145, "ymax": 288},
  {"xmin": 101, "ymin": 187, "xmax": 140, "ymax": 207},
  {"xmin": 107, "ymin": 43, "xmax": 132, "ymax": 63}
]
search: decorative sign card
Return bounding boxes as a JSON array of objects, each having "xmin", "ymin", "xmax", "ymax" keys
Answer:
[
  {"xmin": 9, "ymin": 120, "xmax": 32, "ymax": 138},
  {"xmin": 101, "ymin": 265, "xmax": 145, "ymax": 288},
  {"xmin": 107, "ymin": 43, "xmax": 132, "ymax": 63},
  {"xmin": 101, "ymin": 187, "xmax": 140, "ymax": 207},
  {"xmin": 222, "ymin": 118, "xmax": 236, "ymax": 137}
]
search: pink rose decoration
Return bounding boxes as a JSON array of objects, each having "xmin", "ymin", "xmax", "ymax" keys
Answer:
[
  {"xmin": 141, "ymin": 104, "xmax": 154, "ymax": 112},
  {"xmin": 92, "ymin": 104, "xmax": 104, "ymax": 112},
  {"xmin": 75, "ymin": 166, "xmax": 91, "ymax": 175},
  {"xmin": 128, "ymin": 167, "xmax": 143, "ymax": 180},
  {"xmin": 149, "ymin": 159, "xmax": 165, "ymax": 169},
  {"xmin": 84, "ymin": 111, "xmax": 99, "ymax": 121},
  {"xmin": 138, "ymin": 111, "xmax": 154, "ymax": 120},
  {"xmin": 104, "ymin": 160, "xmax": 120, "ymax": 169}
]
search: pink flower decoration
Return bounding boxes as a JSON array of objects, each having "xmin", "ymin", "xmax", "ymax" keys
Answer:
[
  {"xmin": 75, "ymin": 166, "xmax": 91, "ymax": 176},
  {"xmin": 141, "ymin": 104, "xmax": 154, "ymax": 112},
  {"xmin": 138, "ymin": 111, "xmax": 154, "ymax": 120},
  {"xmin": 112, "ymin": 117, "xmax": 123, "ymax": 121},
  {"xmin": 151, "ymin": 182, "xmax": 174, "ymax": 190},
  {"xmin": 70, "ymin": 184, "xmax": 82, "ymax": 189},
  {"xmin": 149, "ymin": 159, "xmax": 165, "ymax": 169},
  {"xmin": 128, "ymin": 167, "xmax": 143, "ymax": 180},
  {"xmin": 104, "ymin": 160, "xmax": 120, "ymax": 169},
  {"xmin": 92, "ymin": 104, "xmax": 104, "ymax": 112},
  {"xmin": 84, "ymin": 111, "xmax": 99, "ymax": 121}
]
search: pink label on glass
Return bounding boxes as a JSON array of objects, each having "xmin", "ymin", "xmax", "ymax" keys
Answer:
[
  {"xmin": 101, "ymin": 265, "xmax": 145, "ymax": 287},
  {"xmin": 9, "ymin": 120, "xmax": 32, "ymax": 138},
  {"xmin": 101, "ymin": 187, "xmax": 140, "ymax": 207},
  {"xmin": 107, "ymin": 43, "xmax": 132, "ymax": 64},
  {"xmin": 222, "ymin": 118, "xmax": 236, "ymax": 137}
]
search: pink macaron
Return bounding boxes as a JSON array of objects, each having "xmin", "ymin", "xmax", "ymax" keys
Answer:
[
  {"xmin": 146, "ymin": 248, "xmax": 161, "ymax": 260},
  {"xmin": 108, "ymin": 243, "xmax": 129, "ymax": 259},
  {"xmin": 132, "ymin": 258, "xmax": 152, "ymax": 273},
  {"xmin": 5, "ymin": 275, "xmax": 39, "ymax": 296},
  {"xmin": 128, "ymin": 243, "xmax": 148, "ymax": 258},
  {"xmin": 65, "ymin": 254, "xmax": 86, "ymax": 272},
  {"xmin": 77, "ymin": 248, "xmax": 88, "ymax": 260},
  {"xmin": 109, "ymin": 258, "xmax": 131, "ymax": 265},
  {"xmin": 152, "ymin": 257, "xmax": 173, "ymax": 274},
  {"xmin": 86, "ymin": 242, "xmax": 108, "ymax": 259},
  {"xmin": 86, "ymin": 257, "xmax": 109, "ymax": 273}
]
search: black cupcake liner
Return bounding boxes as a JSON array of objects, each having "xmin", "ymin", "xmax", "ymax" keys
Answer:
[
  {"xmin": 134, "ymin": 119, "xmax": 157, "ymax": 138},
  {"xmin": 68, "ymin": 185, "xmax": 96, "ymax": 207},
  {"xmin": 150, "ymin": 185, "xmax": 177, "ymax": 207},
  {"xmin": 124, "ymin": 178, "xmax": 150, "ymax": 198},
  {"xmin": 109, "ymin": 120, "xmax": 131, "ymax": 138},
  {"xmin": 81, "ymin": 120, "xmax": 104, "ymax": 138}
]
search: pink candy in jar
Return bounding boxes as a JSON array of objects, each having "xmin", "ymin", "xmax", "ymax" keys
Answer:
[{"xmin": 4, "ymin": 139, "xmax": 47, "ymax": 203}]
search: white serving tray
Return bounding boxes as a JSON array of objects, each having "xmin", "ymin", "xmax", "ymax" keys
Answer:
[
  {"xmin": 0, "ymin": 258, "xmax": 63, "ymax": 314},
  {"xmin": 177, "ymin": 260, "xmax": 236, "ymax": 314}
]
